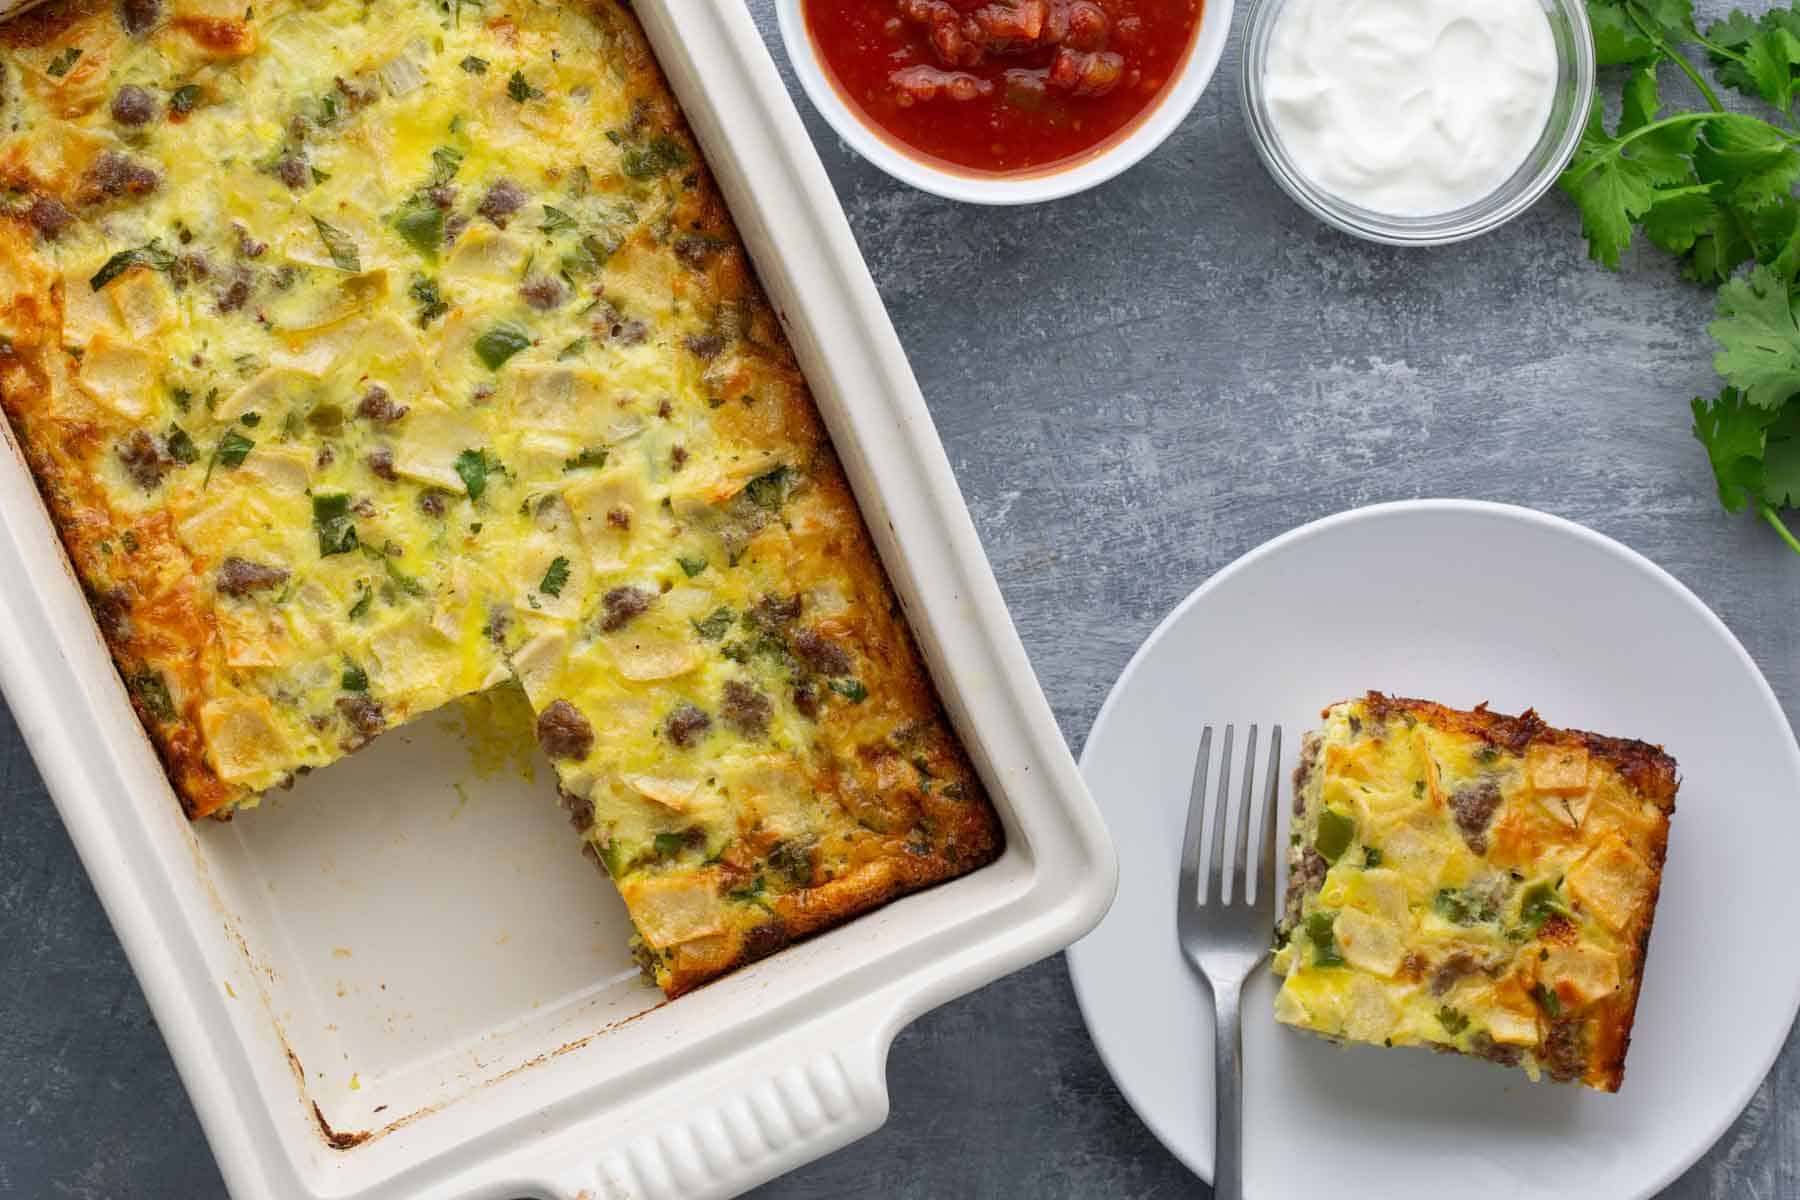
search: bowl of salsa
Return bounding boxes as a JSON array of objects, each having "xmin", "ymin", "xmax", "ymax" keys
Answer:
[{"xmin": 777, "ymin": 0, "xmax": 1227, "ymax": 204}]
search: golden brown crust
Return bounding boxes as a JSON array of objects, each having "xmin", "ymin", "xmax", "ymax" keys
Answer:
[{"xmin": 0, "ymin": 218, "xmax": 244, "ymax": 817}]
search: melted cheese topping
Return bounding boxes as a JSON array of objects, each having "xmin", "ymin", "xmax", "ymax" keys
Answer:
[
  {"xmin": 1272, "ymin": 697, "xmax": 1672, "ymax": 1090},
  {"xmin": 0, "ymin": 0, "xmax": 1000, "ymax": 995}
]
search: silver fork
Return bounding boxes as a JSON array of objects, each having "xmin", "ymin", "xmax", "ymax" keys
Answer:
[{"xmin": 1176, "ymin": 724, "xmax": 1282, "ymax": 1200}]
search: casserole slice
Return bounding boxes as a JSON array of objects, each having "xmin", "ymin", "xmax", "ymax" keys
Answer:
[{"xmin": 1272, "ymin": 693, "xmax": 1677, "ymax": 1091}]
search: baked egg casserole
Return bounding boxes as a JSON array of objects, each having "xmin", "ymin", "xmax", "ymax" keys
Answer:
[
  {"xmin": 0, "ymin": 0, "xmax": 1000, "ymax": 996},
  {"xmin": 1274, "ymin": 693, "xmax": 1677, "ymax": 1091}
]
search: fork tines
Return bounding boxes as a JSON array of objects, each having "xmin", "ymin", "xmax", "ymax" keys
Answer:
[{"xmin": 1181, "ymin": 723, "xmax": 1283, "ymax": 909}]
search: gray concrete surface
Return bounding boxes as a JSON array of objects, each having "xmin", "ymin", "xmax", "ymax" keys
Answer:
[{"xmin": 4, "ymin": 2, "xmax": 1798, "ymax": 1196}]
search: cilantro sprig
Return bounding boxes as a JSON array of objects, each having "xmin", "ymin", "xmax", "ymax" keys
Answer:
[{"xmin": 1561, "ymin": 0, "xmax": 1800, "ymax": 552}]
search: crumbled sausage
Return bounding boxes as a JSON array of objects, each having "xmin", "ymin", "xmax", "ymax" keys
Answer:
[
  {"xmin": 1429, "ymin": 952, "xmax": 1479, "ymax": 997},
  {"xmin": 792, "ymin": 683, "xmax": 819, "ymax": 720},
  {"xmin": 1541, "ymin": 1018, "xmax": 1587, "ymax": 1083},
  {"xmin": 234, "ymin": 224, "xmax": 267, "ymax": 258},
  {"xmin": 426, "ymin": 184, "xmax": 456, "ymax": 209},
  {"xmin": 335, "ymin": 695, "xmax": 385, "ymax": 747},
  {"xmin": 116, "ymin": 430, "xmax": 169, "ymax": 490},
  {"xmin": 271, "ymin": 155, "xmax": 310, "ymax": 190},
  {"xmin": 747, "ymin": 592, "xmax": 802, "ymax": 631},
  {"xmin": 605, "ymin": 506, "xmax": 630, "ymax": 531},
  {"xmin": 120, "ymin": 0, "xmax": 161, "ymax": 35},
  {"xmin": 366, "ymin": 448, "xmax": 397, "ymax": 481},
  {"xmin": 110, "ymin": 84, "xmax": 157, "ymax": 126},
  {"xmin": 216, "ymin": 269, "xmax": 252, "ymax": 313},
  {"xmin": 26, "ymin": 196, "xmax": 73, "ymax": 240},
  {"xmin": 673, "ymin": 236, "xmax": 717, "ymax": 270},
  {"xmin": 670, "ymin": 445, "xmax": 687, "ymax": 470},
  {"xmin": 356, "ymin": 385, "xmax": 408, "ymax": 423},
  {"xmin": 536, "ymin": 699, "xmax": 595, "ymax": 761},
  {"xmin": 683, "ymin": 333, "xmax": 723, "ymax": 360},
  {"xmin": 216, "ymin": 556, "xmax": 289, "ymax": 597},
  {"xmin": 1450, "ymin": 780, "xmax": 1503, "ymax": 854},
  {"xmin": 79, "ymin": 152, "xmax": 161, "ymax": 204},
  {"xmin": 417, "ymin": 489, "xmax": 448, "ymax": 518},
  {"xmin": 664, "ymin": 702, "xmax": 712, "ymax": 748},
  {"xmin": 1468, "ymin": 1032, "xmax": 1523, "ymax": 1068},
  {"xmin": 720, "ymin": 679, "xmax": 772, "ymax": 740},
  {"xmin": 476, "ymin": 178, "xmax": 527, "ymax": 227},
  {"xmin": 560, "ymin": 787, "xmax": 595, "ymax": 832},
  {"xmin": 600, "ymin": 585, "xmax": 655, "ymax": 631},
  {"xmin": 791, "ymin": 627, "xmax": 851, "ymax": 676},
  {"xmin": 741, "ymin": 919, "xmax": 787, "ymax": 961},
  {"xmin": 334, "ymin": 74, "xmax": 379, "ymax": 111},
  {"xmin": 519, "ymin": 276, "xmax": 566, "ymax": 309}
]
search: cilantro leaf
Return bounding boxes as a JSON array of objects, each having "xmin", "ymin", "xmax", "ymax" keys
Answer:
[
  {"xmin": 455, "ymin": 448, "xmax": 493, "ymax": 500},
  {"xmin": 1693, "ymin": 114, "xmax": 1800, "ymax": 211},
  {"xmin": 1710, "ymin": 265, "xmax": 1800, "ymax": 407},
  {"xmin": 1590, "ymin": 1, "xmax": 1659, "ymax": 65},
  {"xmin": 507, "ymin": 70, "xmax": 544, "ymax": 102},
  {"xmin": 90, "ymin": 241, "xmax": 176, "ymax": 291},
  {"xmin": 392, "ymin": 198, "xmax": 445, "ymax": 260},
  {"xmin": 312, "ymin": 493, "xmax": 360, "ymax": 557},
  {"xmin": 1559, "ymin": 99, "xmax": 1702, "ymax": 268},
  {"xmin": 1692, "ymin": 388, "xmax": 1776, "ymax": 510},
  {"xmin": 1762, "ymin": 402, "xmax": 1800, "ymax": 506},
  {"xmin": 540, "ymin": 555, "xmax": 570, "ymax": 596}
]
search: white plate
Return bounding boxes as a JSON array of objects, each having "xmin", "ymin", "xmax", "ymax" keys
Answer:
[{"xmin": 1067, "ymin": 500, "xmax": 1800, "ymax": 1199}]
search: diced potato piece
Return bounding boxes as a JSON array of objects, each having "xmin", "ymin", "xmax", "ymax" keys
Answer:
[
  {"xmin": 620, "ymin": 872, "xmax": 727, "ymax": 948},
  {"xmin": 1542, "ymin": 944, "xmax": 1622, "ymax": 1005},
  {"xmin": 1484, "ymin": 1006, "xmax": 1541, "ymax": 1047},
  {"xmin": 1333, "ymin": 908, "xmax": 1405, "ymax": 977},
  {"xmin": 108, "ymin": 269, "xmax": 175, "ymax": 338},
  {"xmin": 199, "ymin": 695, "xmax": 292, "ymax": 784},
  {"xmin": 74, "ymin": 334, "xmax": 156, "ymax": 420},
  {"xmin": 623, "ymin": 773, "xmax": 698, "ymax": 812},
  {"xmin": 1566, "ymin": 836, "xmax": 1653, "ymax": 933},
  {"xmin": 1528, "ymin": 743, "xmax": 1590, "ymax": 794}
]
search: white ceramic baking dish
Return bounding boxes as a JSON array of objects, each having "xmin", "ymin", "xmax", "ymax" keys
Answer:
[{"xmin": 0, "ymin": 4, "xmax": 1117, "ymax": 1196}]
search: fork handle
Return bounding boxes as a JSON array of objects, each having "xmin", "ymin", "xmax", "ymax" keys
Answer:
[{"xmin": 1210, "ymin": 977, "xmax": 1245, "ymax": 1200}]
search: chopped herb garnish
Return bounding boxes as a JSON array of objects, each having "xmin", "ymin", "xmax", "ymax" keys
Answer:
[
  {"xmin": 1434, "ymin": 887, "xmax": 1499, "ymax": 927},
  {"xmin": 460, "ymin": 55, "xmax": 489, "ymax": 74},
  {"xmin": 1532, "ymin": 982, "xmax": 1562, "ymax": 1018},
  {"xmin": 828, "ymin": 678, "xmax": 868, "ymax": 703},
  {"xmin": 1363, "ymin": 847, "xmax": 1383, "ymax": 868},
  {"xmin": 454, "ymin": 448, "xmax": 494, "ymax": 500},
  {"xmin": 312, "ymin": 493, "xmax": 360, "ymax": 556},
  {"xmin": 474, "ymin": 322, "xmax": 532, "ymax": 369},
  {"xmin": 348, "ymin": 582, "xmax": 372, "ymax": 619},
  {"xmin": 693, "ymin": 606, "xmax": 735, "ymax": 640},
  {"xmin": 744, "ymin": 464, "xmax": 795, "ymax": 510},
  {"xmin": 90, "ymin": 241, "xmax": 176, "ymax": 291},
  {"xmin": 341, "ymin": 662, "xmax": 368, "ymax": 691},
  {"xmin": 45, "ymin": 47, "xmax": 82, "ymax": 79},
  {"xmin": 1437, "ymin": 1006, "xmax": 1470, "ymax": 1035},
  {"xmin": 675, "ymin": 554, "xmax": 707, "ymax": 578},
  {"xmin": 540, "ymin": 205, "xmax": 578, "ymax": 235},
  {"xmin": 621, "ymin": 135, "xmax": 690, "ymax": 180},
  {"xmin": 557, "ymin": 337, "xmax": 589, "ymax": 362},
  {"xmin": 507, "ymin": 70, "xmax": 544, "ymax": 102},
  {"xmin": 540, "ymin": 555, "xmax": 570, "ymax": 596},
  {"xmin": 409, "ymin": 274, "xmax": 450, "ymax": 326},
  {"xmin": 1517, "ymin": 880, "xmax": 1565, "ymax": 936},
  {"xmin": 562, "ymin": 446, "xmax": 607, "ymax": 471},
  {"xmin": 652, "ymin": 832, "xmax": 686, "ymax": 860},
  {"xmin": 216, "ymin": 429, "xmax": 254, "ymax": 467},
  {"xmin": 165, "ymin": 426, "xmax": 199, "ymax": 465},
  {"xmin": 170, "ymin": 83, "xmax": 201, "ymax": 114},
  {"xmin": 312, "ymin": 216, "xmax": 360, "ymax": 272}
]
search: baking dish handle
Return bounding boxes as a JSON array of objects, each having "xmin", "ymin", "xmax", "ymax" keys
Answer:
[{"xmin": 535, "ymin": 1003, "xmax": 893, "ymax": 1200}]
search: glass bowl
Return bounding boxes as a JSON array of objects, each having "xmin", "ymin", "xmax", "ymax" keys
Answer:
[{"xmin": 1240, "ymin": 0, "xmax": 1595, "ymax": 246}]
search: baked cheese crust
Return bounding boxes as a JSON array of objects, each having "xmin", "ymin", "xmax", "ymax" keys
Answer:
[
  {"xmin": 1272, "ymin": 693, "xmax": 1676, "ymax": 1091},
  {"xmin": 0, "ymin": 0, "xmax": 1000, "ymax": 996}
]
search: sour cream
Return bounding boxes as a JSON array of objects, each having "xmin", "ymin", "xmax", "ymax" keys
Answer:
[{"xmin": 1262, "ymin": 0, "xmax": 1558, "ymax": 217}]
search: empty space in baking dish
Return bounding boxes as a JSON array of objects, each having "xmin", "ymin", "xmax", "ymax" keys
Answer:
[{"xmin": 197, "ymin": 689, "xmax": 662, "ymax": 1142}]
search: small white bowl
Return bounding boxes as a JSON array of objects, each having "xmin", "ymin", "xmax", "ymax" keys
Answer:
[{"xmin": 774, "ymin": 0, "xmax": 1234, "ymax": 206}]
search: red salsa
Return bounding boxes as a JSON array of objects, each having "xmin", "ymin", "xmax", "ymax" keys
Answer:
[{"xmin": 801, "ymin": 0, "xmax": 1204, "ymax": 176}]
